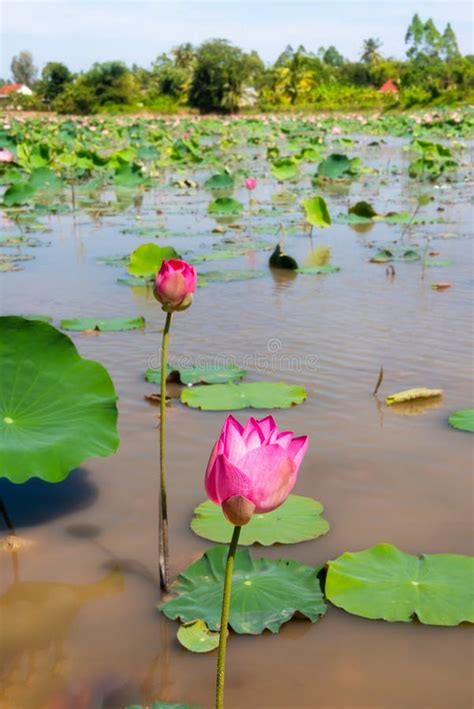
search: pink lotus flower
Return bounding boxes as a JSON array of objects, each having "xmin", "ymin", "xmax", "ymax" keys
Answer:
[
  {"xmin": 0, "ymin": 149, "xmax": 14, "ymax": 163},
  {"xmin": 331, "ymin": 126, "xmax": 342, "ymax": 135},
  {"xmin": 244, "ymin": 177, "xmax": 257, "ymax": 191},
  {"xmin": 205, "ymin": 415, "xmax": 309, "ymax": 525},
  {"xmin": 154, "ymin": 259, "xmax": 197, "ymax": 312}
]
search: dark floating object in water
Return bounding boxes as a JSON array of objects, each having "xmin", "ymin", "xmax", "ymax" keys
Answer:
[{"xmin": 269, "ymin": 244, "xmax": 298, "ymax": 270}]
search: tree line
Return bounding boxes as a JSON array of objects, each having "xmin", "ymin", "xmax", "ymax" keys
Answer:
[{"xmin": 2, "ymin": 15, "xmax": 472, "ymax": 114}]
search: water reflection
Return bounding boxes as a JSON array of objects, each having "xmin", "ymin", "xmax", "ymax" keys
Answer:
[{"xmin": 0, "ymin": 568, "xmax": 124, "ymax": 709}]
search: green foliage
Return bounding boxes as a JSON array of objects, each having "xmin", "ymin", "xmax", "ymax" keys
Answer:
[
  {"xmin": 191, "ymin": 495, "xmax": 330, "ymax": 545},
  {"xmin": 38, "ymin": 62, "xmax": 73, "ymax": 103},
  {"xmin": 181, "ymin": 382, "xmax": 307, "ymax": 410},
  {"xmin": 11, "ymin": 50, "xmax": 37, "ymax": 85},
  {"xmin": 0, "ymin": 317, "xmax": 119, "ymax": 483},
  {"xmin": 160, "ymin": 545, "xmax": 326, "ymax": 634},
  {"xmin": 326, "ymin": 544, "xmax": 474, "ymax": 626},
  {"xmin": 189, "ymin": 40, "xmax": 254, "ymax": 113},
  {"xmin": 128, "ymin": 244, "xmax": 179, "ymax": 278},
  {"xmin": 448, "ymin": 409, "xmax": 474, "ymax": 433}
]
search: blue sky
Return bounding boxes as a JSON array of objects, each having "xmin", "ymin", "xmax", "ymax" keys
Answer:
[{"xmin": 1, "ymin": 0, "xmax": 472, "ymax": 77}]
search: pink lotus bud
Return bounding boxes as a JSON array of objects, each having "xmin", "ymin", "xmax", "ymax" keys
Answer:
[
  {"xmin": 0, "ymin": 149, "xmax": 14, "ymax": 164},
  {"xmin": 244, "ymin": 177, "xmax": 257, "ymax": 191},
  {"xmin": 205, "ymin": 415, "xmax": 309, "ymax": 524},
  {"xmin": 154, "ymin": 259, "xmax": 197, "ymax": 312}
]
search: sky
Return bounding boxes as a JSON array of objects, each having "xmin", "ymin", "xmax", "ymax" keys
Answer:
[{"xmin": 0, "ymin": 0, "xmax": 472, "ymax": 77}]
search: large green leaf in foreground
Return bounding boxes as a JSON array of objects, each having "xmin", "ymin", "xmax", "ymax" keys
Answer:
[
  {"xmin": 191, "ymin": 495, "xmax": 330, "ymax": 545},
  {"xmin": 181, "ymin": 382, "xmax": 307, "ymax": 410},
  {"xmin": 0, "ymin": 316, "xmax": 119, "ymax": 483},
  {"xmin": 326, "ymin": 543, "xmax": 474, "ymax": 626},
  {"xmin": 160, "ymin": 545, "xmax": 326, "ymax": 634}
]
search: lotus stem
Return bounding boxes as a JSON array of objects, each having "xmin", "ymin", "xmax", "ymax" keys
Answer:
[
  {"xmin": 216, "ymin": 524, "xmax": 241, "ymax": 709},
  {"xmin": 159, "ymin": 311, "xmax": 172, "ymax": 591}
]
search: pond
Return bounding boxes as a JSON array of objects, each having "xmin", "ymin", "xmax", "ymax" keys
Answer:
[{"xmin": 0, "ymin": 113, "xmax": 473, "ymax": 709}]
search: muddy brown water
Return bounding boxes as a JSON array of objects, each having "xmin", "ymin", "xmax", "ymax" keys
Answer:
[{"xmin": 0, "ymin": 136, "xmax": 473, "ymax": 709}]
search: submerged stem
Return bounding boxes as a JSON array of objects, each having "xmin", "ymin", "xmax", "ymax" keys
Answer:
[
  {"xmin": 216, "ymin": 524, "xmax": 241, "ymax": 709},
  {"xmin": 159, "ymin": 311, "xmax": 172, "ymax": 592}
]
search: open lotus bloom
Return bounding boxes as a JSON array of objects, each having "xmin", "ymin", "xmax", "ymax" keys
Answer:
[
  {"xmin": 154, "ymin": 259, "xmax": 197, "ymax": 312},
  {"xmin": 205, "ymin": 415, "xmax": 309, "ymax": 525}
]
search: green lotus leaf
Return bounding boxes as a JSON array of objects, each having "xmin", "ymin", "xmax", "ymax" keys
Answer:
[
  {"xmin": 2, "ymin": 182, "xmax": 36, "ymax": 206},
  {"xmin": 207, "ymin": 197, "xmax": 244, "ymax": 217},
  {"xmin": 424, "ymin": 260, "xmax": 452, "ymax": 267},
  {"xmin": 316, "ymin": 153, "xmax": 361, "ymax": 180},
  {"xmin": 181, "ymin": 382, "xmax": 307, "ymax": 410},
  {"xmin": 297, "ymin": 265, "xmax": 340, "ymax": 274},
  {"xmin": 145, "ymin": 364, "xmax": 246, "ymax": 385},
  {"xmin": 197, "ymin": 269, "xmax": 266, "ymax": 283},
  {"xmin": 191, "ymin": 495, "xmax": 330, "ymax": 545},
  {"xmin": 384, "ymin": 211, "xmax": 413, "ymax": 224},
  {"xmin": 117, "ymin": 276, "xmax": 152, "ymax": 287},
  {"xmin": 28, "ymin": 167, "xmax": 63, "ymax": 192},
  {"xmin": 204, "ymin": 172, "xmax": 234, "ymax": 192},
  {"xmin": 96, "ymin": 254, "xmax": 130, "ymax": 267},
  {"xmin": 177, "ymin": 619, "xmax": 221, "ymax": 653},
  {"xmin": 271, "ymin": 158, "xmax": 299, "ymax": 181},
  {"xmin": 348, "ymin": 201, "xmax": 378, "ymax": 219},
  {"xmin": 128, "ymin": 243, "xmax": 179, "ymax": 278},
  {"xmin": 301, "ymin": 196, "xmax": 331, "ymax": 228},
  {"xmin": 0, "ymin": 316, "xmax": 119, "ymax": 483},
  {"xmin": 60, "ymin": 317, "xmax": 145, "ymax": 332},
  {"xmin": 448, "ymin": 409, "xmax": 474, "ymax": 433},
  {"xmin": 113, "ymin": 163, "xmax": 147, "ymax": 187},
  {"xmin": 160, "ymin": 545, "xmax": 326, "ymax": 634},
  {"xmin": 326, "ymin": 543, "xmax": 474, "ymax": 626}
]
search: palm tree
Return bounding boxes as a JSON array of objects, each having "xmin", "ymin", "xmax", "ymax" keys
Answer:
[{"xmin": 361, "ymin": 38, "xmax": 383, "ymax": 64}]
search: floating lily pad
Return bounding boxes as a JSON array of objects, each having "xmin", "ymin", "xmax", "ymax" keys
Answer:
[
  {"xmin": 181, "ymin": 382, "xmax": 307, "ymax": 410},
  {"xmin": 424, "ymin": 260, "xmax": 452, "ymax": 267},
  {"xmin": 128, "ymin": 243, "xmax": 179, "ymax": 278},
  {"xmin": 316, "ymin": 154, "xmax": 362, "ymax": 180},
  {"xmin": 117, "ymin": 276, "xmax": 152, "ymax": 287},
  {"xmin": 177, "ymin": 619, "xmax": 222, "ymax": 653},
  {"xmin": 198, "ymin": 269, "xmax": 266, "ymax": 283},
  {"xmin": 348, "ymin": 201, "xmax": 378, "ymax": 219},
  {"xmin": 191, "ymin": 495, "xmax": 330, "ymax": 545},
  {"xmin": 160, "ymin": 545, "xmax": 326, "ymax": 634},
  {"xmin": 326, "ymin": 543, "xmax": 474, "ymax": 626},
  {"xmin": 0, "ymin": 316, "xmax": 119, "ymax": 483},
  {"xmin": 97, "ymin": 255, "xmax": 130, "ymax": 267},
  {"xmin": 302, "ymin": 196, "xmax": 331, "ymax": 228},
  {"xmin": 204, "ymin": 173, "xmax": 234, "ymax": 192},
  {"xmin": 145, "ymin": 364, "xmax": 246, "ymax": 386},
  {"xmin": 60, "ymin": 317, "xmax": 145, "ymax": 332},
  {"xmin": 208, "ymin": 197, "xmax": 244, "ymax": 218},
  {"xmin": 385, "ymin": 388, "xmax": 442, "ymax": 406},
  {"xmin": 297, "ymin": 265, "xmax": 340, "ymax": 274},
  {"xmin": 448, "ymin": 409, "xmax": 474, "ymax": 433}
]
